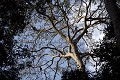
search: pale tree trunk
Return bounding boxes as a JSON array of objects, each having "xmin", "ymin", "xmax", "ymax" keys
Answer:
[
  {"xmin": 72, "ymin": 54, "xmax": 89, "ymax": 80},
  {"xmin": 70, "ymin": 44, "xmax": 89, "ymax": 80},
  {"xmin": 104, "ymin": 0, "xmax": 120, "ymax": 48}
]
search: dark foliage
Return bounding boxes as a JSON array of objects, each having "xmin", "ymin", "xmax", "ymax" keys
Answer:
[
  {"xmin": 93, "ymin": 22, "xmax": 120, "ymax": 80},
  {"xmin": 0, "ymin": 0, "xmax": 29, "ymax": 79},
  {"xmin": 61, "ymin": 69, "xmax": 82, "ymax": 80},
  {"xmin": 0, "ymin": 0, "xmax": 49, "ymax": 79}
]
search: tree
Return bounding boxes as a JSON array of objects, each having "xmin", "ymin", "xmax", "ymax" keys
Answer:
[
  {"xmin": 1, "ymin": 0, "xmax": 115, "ymax": 80},
  {"xmin": 61, "ymin": 21, "xmax": 120, "ymax": 80},
  {"xmin": 16, "ymin": 0, "xmax": 109, "ymax": 80}
]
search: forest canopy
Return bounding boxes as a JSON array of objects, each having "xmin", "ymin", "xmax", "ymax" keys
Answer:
[{"xmin": 0, "ymin": 0, "xmax": 120, "ymax": 80}]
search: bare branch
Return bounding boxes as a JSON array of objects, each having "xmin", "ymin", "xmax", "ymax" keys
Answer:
[{"xmin": 74, "ymin": 17, "xmax": 88, "ymax": 43}]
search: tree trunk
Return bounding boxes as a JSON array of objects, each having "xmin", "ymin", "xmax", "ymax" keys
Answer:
[
  {"xmin": 70, "ymin": 43, "xmax": 89, "ymax": 80},
  {"xmin": 73, "ymin": 54, "xmax": 89, "ymax": 80},
  {"xmin": 104, "ymin": 0, "xmax": 120, "ymax": 48}
]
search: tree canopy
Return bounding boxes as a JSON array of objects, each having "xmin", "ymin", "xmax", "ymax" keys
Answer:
[
  {"xmin": 61, "ymin": 21, "xmax": 120, "ymax": 80},
  {"xmin": 0, "ymin": 0, "xmax": 120, "ymax": 80}
]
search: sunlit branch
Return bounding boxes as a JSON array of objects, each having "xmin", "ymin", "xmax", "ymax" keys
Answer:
[
  {"xmin": 74, "ymin": 17, "xmax": 88, "ymax": 43},
  {"xmin": 48, "ymin": 4, "xmax": 68, "ymax": 42},
  {"xmin": 60, "ymin": 6, "xmax": 71, "ymax": 40},
  {"xmin": 57, "ymin": 3, "xmax": 72, "ymax": 41},
  {"xmin": 72, "ymin": 28, "xmax": 84, "ymax": 40},
  {"xmin": 31, "ymin": 47, "xmax": 62, "ymax": 54}
]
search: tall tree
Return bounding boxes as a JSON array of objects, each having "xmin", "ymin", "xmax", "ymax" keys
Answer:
[
  {"xmin": 61, "ymin": 21, "xmax": 120, "ymax": 80},
  {"xmin": 18, "ymin": 0, "xmax": 108, "ymax": 80},
  {"xmin": 1, "ymin": 0, "xmax": 115, "ymax": 80}
]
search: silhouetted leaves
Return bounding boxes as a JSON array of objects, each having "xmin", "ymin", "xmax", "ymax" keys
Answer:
[
  {"xmin": 0, "ymin": 0, "xmax": 30, "ymax": 79},
  {"xmin": 61, "ymin": 69, "xmax": 82, "ymax": 80},
  {"xmin": 93, "ymin": 22, "xmax": 120, "ymax": 80}
]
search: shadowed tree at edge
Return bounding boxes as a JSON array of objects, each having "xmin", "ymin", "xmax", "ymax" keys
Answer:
[{"xmin": 0, "ymin": 0, "xmax": 29, "ymax": 79}]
